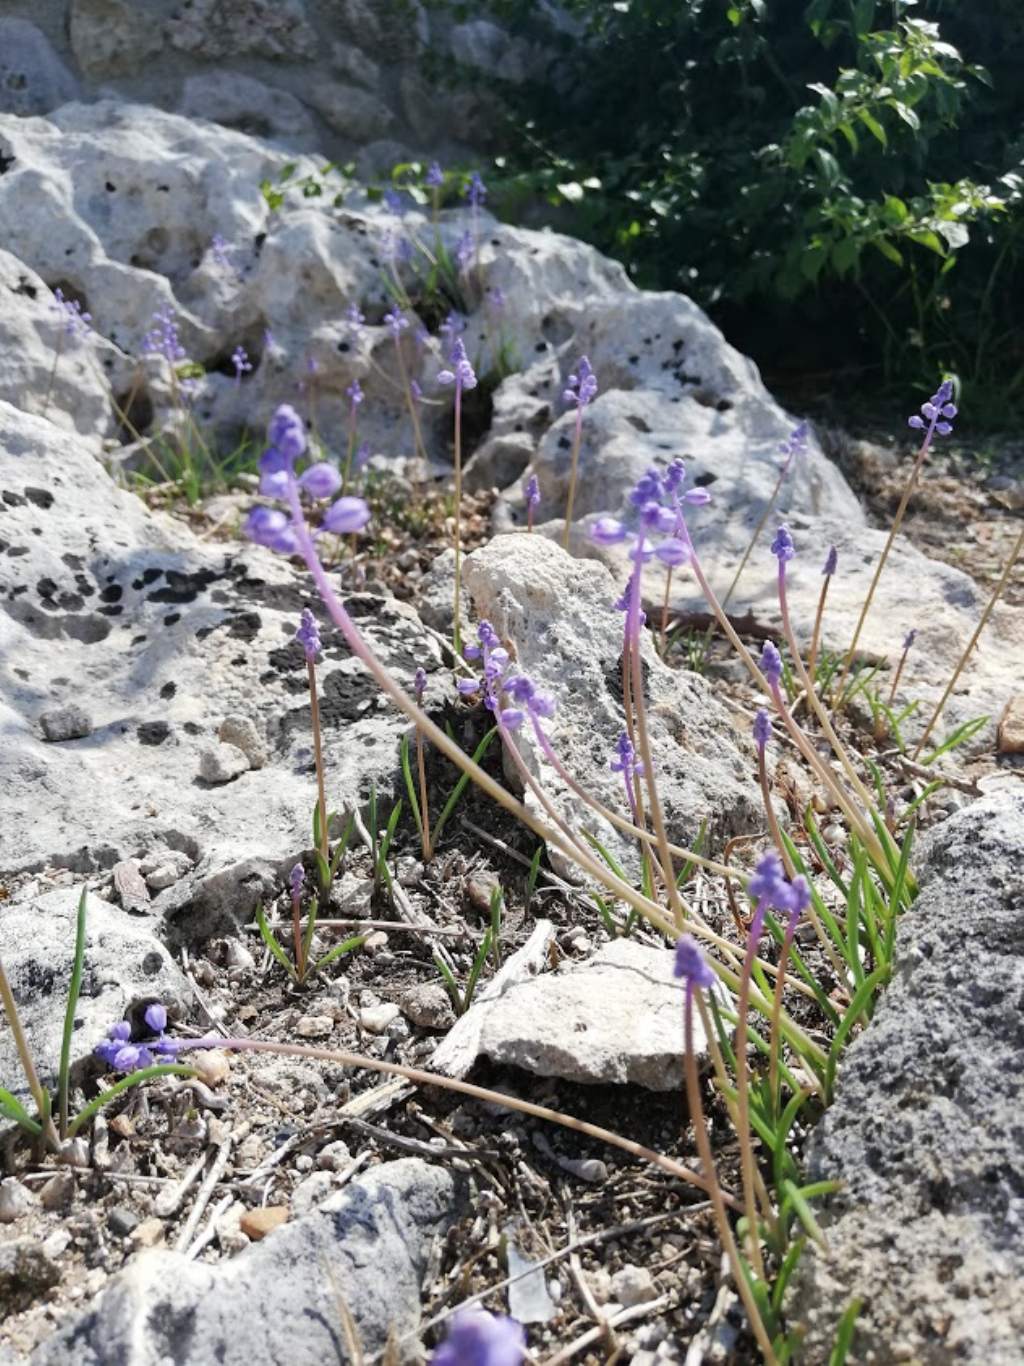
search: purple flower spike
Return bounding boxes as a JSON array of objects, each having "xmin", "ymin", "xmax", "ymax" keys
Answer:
[
  {"xmin": 823, "ymin": 546, "xmax": 838, "ymax": 577},
  {"xmin": 300, "ymin": 463, "xmax": 342, "ymax": 500},
  {"xmin": 346, "ymin": 303, "xmax": 365, "ymax": 332},
  {"xmin": 426, "ymin": 161, "xmax": 444, "ymax": 188},
  {"xmin": 289, "ymin": 863, "xmax": 305, "ymax": 897},
  {"xmin": 778, "ymin": 421, "xmax": 809, "ymax": 462},
  {"xmin": 563, "ymin": 356, "xmax": 598, "ymax": 409},
  {"xmin": 673, "ymin": 935, "xmax": 716, "ymax": 990},
  {"xmin": 144, "ymin": 1003, "xmax": 167, "ymax": 1034},
  {"xmin": 347, "ymin": 379, "xmax": 364, "ymax": 407},
  {"xmin": 466, "ymin": 172, "xmax": 487, "ymax": 208},
  {"xmin": 771, "ymin": 525, "xmax": 796, "ymax": 562},
  {"xmin": 748, "ymin": 851, "xmax": 789, "ymax": 907},
  {"xmin": 437, "ymin": 338, "xmax": 477, "ymax": 392},
  {"xmin": 245, "ymin": 506, "xmax": 297, "ymax": 555},
  {"xmin": 432, "ymin": 1309, "xmax": 524, "ymax": 1366},
  {"xmin": 903, "ymin": 628, "xmax": 917, "ymax": 652},
  {"xmin": 231, "ymin": 345, "xmax": 252, "ymax": 383},
  {"xmin": 113, "ymin": 1043, "xmax": 153, "ymax": 1073},
  {"xmin": 788, "ymin": 876, "xmax": 811, "ymax": 922},
  {"xmin": 455, "ymin": 229, "xmax": 474, "ymax": 272},
  {"xmin": 760, "ymin": 640, "xmax": 783, "ymax": 689},
  {"xmin": 753, "ymin": 708, "xmax": 771, "ymax": 751},
  {"xmin": 414, "ymin": 666, "xmax": 427, "ymax": 704},
  {"xmin": 211, "ymin": 233, "xmax": 232, "ymax": 268},
  {"xmin": 268, "ymin": 404, "xmax": 307, "ymax": 462},
  {"xmin": 295, "ymin": 607, "xmax": 321, "ymax": 661},
  {"xmin": 51, "ymin": 287, "xmax": 92, "ymax": 339},
  {"xmin": 384, "ymin": 187, "xmax": 405, "ymax": 215},
  {"xmin": 323, "ymin": 496, "xmax": 371, "ymax": 535},
  {"xmin": 909, "ymin": 380, "xmax": 956, "ymax": 437},
  {"xmin": 524, "ymin": 474, "xmax": 540, "ymax": 508},
  {"xmin": 384, "ymin": 308, "xmax": 409, "ymax": 339}
]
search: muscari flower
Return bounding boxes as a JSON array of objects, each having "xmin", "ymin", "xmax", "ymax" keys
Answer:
[
  {"xmin": 414, "ymin": 666, "xmax": 427, "ymax": 705},
  {"xmin": 563, "ymin": 356, "xmax": 598, "ymax": 409},
  {"xmin": 232, "ymin": 345, "xmax": 252, "ymax": 384},
  {"xmin": 383, "ymin": 187, "xmax": 405, "ymax": 215},
  {"xmin": 673, "ymin": 935, "xmax": 716, "ymax": 991},
  {"xmin": 432, "ymin": 1309, "xmax": 524, "ymax": 1366},
  {"xmin": 347, "ymin": 379, "xmax": 364, "ymax": 408},
  {"xmin": 426, "ymin": 161, "xmax": 444, "ymax": 189},
  {"xmin": 771, "ymin": 525, "xmax": 796, "ymax": 563},
  {"xmin": 778, "ymin": 421, "xmax": 809, "ymax": 464},
  {"xmin": 903, "ymin": 628, "xmax": 917, "ymax": 652},
  {"xmin": 143, "ymin": 304, "xmax": 186, "ymax": 364},
  {"xmin": 466, "ymin": 172, "xmax": 487, "ymax": 208},
  {"xmin": 524, "ymin": 474, "xmax": 540, "ymax": 508},
  {"xmin": 245, "ymin": 404, "xmax": 370, "ymax": 555},
  {"xmin": 289, "ymin": 863, "xmax": 305, "ymax": 898},
  {"xmin": 295, "ymin": 607, "xmax": 321, "ymax": 661},
  {"xmin": 384, "ymin": 308, "xmax": 409, "ymax": 339},
  {"xmin": 439, "ymin": 311, "xmax": 466, "ymax": 340},
  {"xmin": 823, "ymin": 545, "xmax": 838, "ymax": 577},
  {"xmin": 346, "ymin": 303, "xmax": 366, "ymax": 332},
  {"xmin": 753, "ymin": 708, "xmax": 772, "ymax": 751},
  {"xmin": 455, "ymin": 230, "xmax": 474, "ymax": 272},
  {"xmin": 51, "ymin": 287, "xmax": 92, "ymax": 339},
  {"xmin": 438, "ymin": 338, "xmax": 477, "ymax": 392},
  {"xmin": 458, "ymin": 622, "xmax": 555, "ymax": 731},
  {"xmin": 908, "ymin": 379, "xmax": 956, "ymax": 438},
  {"xmin": 591, "ymin": 466, "xmax": 709, "ymax": 571},
  {"xmin": 747, "ymin": 851, "xmax": 791, "ymax": 909},
  {"xmin": 610, "ymin": 730, "xmax": 644, "ymax": 782},
  {"xmin": 760, "ymin": 640, "xmax": 783, "ymax": 689}
]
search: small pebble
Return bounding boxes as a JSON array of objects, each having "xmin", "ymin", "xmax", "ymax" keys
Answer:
[
  {"xmin": 218, "ymin": 715, "xmax": 268, "ymax": 769},
  {"xmin": 240, "ymin": 1206, "xmax": 289, "ymax": 1241},
  {"xmin": 400, "ymin": 982, "xmax": 456, "ymax": 1031},
  {"xmin": 193, "ymin": 1050, "xmax": 231, "ymax": 1087},
  {"xmin": 466, "ymin": 872, "xmax": 500, "ymax": 914},
  {"xmin": 40, "ymin": 1170, "xmax": 75, "ymax": 1211},
  {"xmin": 144, "ymin": 851, "xmax": 194, "ymax": 891},
  {"xmin": 107, "ymin": 1206, "xmax": 140, "ymax": 1238},
  {"xmin": 40, "ymin": 705, "xmax": 92, "ymax": 742},
  {"xmin": 361, "ymin": 930, "xmax": 389, "ymax": 956},
  {"xmin": 610, "ymin": 1264, "xmax": 659, "ymax": 1308},
  {"xmin": 316, "ymin": 1140, "xmax": 352, "ymax": 1172},
  {"xmin": 42, "ymin": 1228, "xmax": 72, "ymax": 1259},
  {"xmin": 198, "ymin": 742, "xmax": 250, "ymax": 785},
  {"xmin": 296, "ymin": 1014, "xmax": 334, "ymax": 1039},
  {"xmin": 224, "ymin": 940, "xmax": 256, "ymax": 970},
  {"xmin": 358, "ymin": 1002, "xmax": 400, "ymax": 1034},
  {"xmin": 0, "ymin": 1178, "xmax": 36, "ymax": 1224},
  {"xmin": 130, "ymin": 1217, "xmax": 165, "ymax": 1248},
  {"xmin": 59, "ymin": 1137, "xmax": 90, "ymax": 1168},
  {"xmin": 112, "ymin": 860, "xmax": 151, "ymax": 914}
]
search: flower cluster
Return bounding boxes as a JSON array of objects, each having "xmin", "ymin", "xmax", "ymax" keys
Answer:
[
  {"xmin": 143, "ymin": 305, "xmax": 186, "ymax": 364},
  {"xmin": 591, "ymin": 463, "xmax": 710, "ymax": 570},
  {"xmin": 778, "ymin": 421, "xmax": 809, "ymax": 465},
  {"xmin": 747, "ymin": 852, "xmax": 810, "ymax": 921},
  {"xmin": 759, "ymin": 640, "xmax": 783, "ymax": 689},
  {"xmin": 295, "ymin": 607, "xmax": 321, "ymax": 661},
  {"xmin": 822, "ymin": 545, "xmax": 838, "ymax": 577},
  {"xmin": 426, "ymin": 161, "xmax": 444, "ymax": 189},
  {"xmin": 245, "ymin": 404, "xmax": 370, "ymax": 555},
  {"xmin": 94, "ymin": 1004, "xmax": 210, "ymax": 1073},
  {"xmin": 524, "ymin": 473, "xmax": 540, "ymax": 509},
  {"xmin": 908, "ymin": 379, "xmax": 956, "ymax": 437},
  {"xmin": 673, "ymin": 934, "xmax": 716, "ymax": 990},
  {"xmin": 753, "ymin": 708, "xmax": 772, "ymax": 751},
  {"xmin": 563, "ymin": 356, "xmax": 598, "ymax": 409},
  {"xmin": 384, "ymin": 307, "xmax": 409, "ymax": 339},
  {"xmin": 466, "ymin": 172, "xmax": 487, "ymax": 208},
  {"xmin": 455, "ymin": 229, "xmax": 474, "ymax": 272},
  {"xmin": 438, "ymin": 338, "xmax": 477, "ymax": 393},
  {"xmin": 770, "ymin": 525, "xmax": 796, "ymax": 563},
  {"xmin": 232, "ymin": 345, "xmax": 252, "ymax": 383},
  {"xmin": 432, "ymin": 1309, "xmax": 523, "ymax": 1366},
  {"xmin": 51, "ymin": 287, "xmax": 92, "ymax": 339},
  {"xmin": 459, "ymin": 622, "xmax": 555, "ymax": 731}
]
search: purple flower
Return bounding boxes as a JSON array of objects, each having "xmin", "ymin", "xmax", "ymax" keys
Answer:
[
  {"xmin": 465, "ymin": 172, "xmax": 487, "ymax": 208},
  {"xmin": 902, "ymin": 628, "xmax": 917, "ymax": 652},
  {"xmin": 753, "ymin": 709, "xmax": 771, "ymax": 751},
  {"xmin": 268, "ymin": 403, "xmax": 307, "ymax": 462},
  {"xmin": 414, "ymin": 666, "xmax": 427, "ymax": 705},
  {"xmin": 823, "ymin": 546, "xmax": 838, "ymax": 577},
  {"xmin": 563, "ymin": 356, "xmax": 598, "ymax": 409},
  {"xmin": 322, "ymin": 496, "xmax": 371, "ymax": 535},
  {"xmin": 245, "ymin": 506, "xmax": 298, "ymax": 555},
  {"xmin": 51, "ymin": 287, "xmax": 92, "ymax": 339},
  {"xmin": 760, "ymin": 640, "xmax": 783, "ymax": 689},
  {"xmin": 778, "ymin": 421, "xmax": 809, "ymax": 463},
  {"xmin": 771, "ymin": 525, "xmax": 796, "ymax": 563},
  {"xmin": 437, "ymin": 338, "xmax": 477, "ymax": 392},
  {"xmin": 908, "ymin": 379, "xmax": 956, "ymax": 437},
  {"xmin": 748, "ymin": 851, "xmax": 790, "ymax": 908},
  {"xmin": 300, "ymin": 462, "xmax": 342, "ymax": 500},
  {"xmin": 384, "ymin": 308, "xmax": 409, "ymax": 339},
  {"xmin": 144, "ymin": 1003, "xmax": 167, "ymax": 1034},
  {"xmin": 426, "ymin": 161, "xmax": 444, "ymax": 188},
  {"xmin": 524, "ymin": 474, "xmax": 540, "ymax": 508},
  {"xmin": 488, "ymin": 286, "xmax": 505, "ymax": 312},
  {"xmin": 143, "ymin": 304, "xmax": 186, "ymax": 364},
  {"xmin": 610, "ymin": 730, "xmax": 644, "ymax": 781},
  {"xmin": 673, "ymin": 935, "xmax": 716, "ymax": 990},
  {"xmin": 347, "ymin": 379, "xmax": 364, "ymax": 407},
  {"xmin": 232, "ymin": 345, "xmax": 252, "ymax": 384},
  {"xmin": 410, "ymin": 379, "xmax": 423, "ymax": 403},
  {"xmin": 295, "ymin": 607, "xmax": 321, "ymax": 661},
  {"xmin": 788, "ymin": 876, "xmax": 811, "ymax": 923},
  {"xmin": 439, "ymin": 311, "xmax": 466, "ymax": 339},
  {"xmin": 664, "ymin": 459, "xmax": 686, "ymax": 494},
  {"xmin": 505, "ymin": 673, "xmax": 557, "ymax": 720},
  {"xmin": 384, "ymin": 187, "xmax": 405, "ymax": 215},
  {"xmin": 346, "ymin": 303, "xmax": 365, "ymax": 332},
  {"xmin": 432, "ymin": 1309, "xmax": 523, "ymax": 1366},
  {"xmin": 289, "ymin": 863, "xmax": 305, "ymax": 898},
  {"xmin": 455, "ymin": 230, "xmax": 474, "ymax": 272}
]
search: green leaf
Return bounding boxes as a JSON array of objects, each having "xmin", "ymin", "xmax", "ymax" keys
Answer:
[
  {"xmin": 828, "ymin": 1298, "xmax": 864, "ymax": 1365},
  {"xmin": 888, "ymin": 100, "xmax": 920, "ymax": 132},
  {"xmin": 58, "ymin": 886, "xmax": 88, "ymax": 1136},
  {"xmin": 400, "ymin": 733, "xmax": 423, "ymax": 841},
  {"xmin": 0, "ymin": 1087, "xmax": 42, "ymax": 1136},
  {"xmin": 430, "ymin": 727, "xmax": 498, "ymax": 847},
  {"xmin": 871, "ymin": 236, "xmax": 904, "ymax": 266},
  {"xmin": 68, "ymin": 1065, "xmax": 197, "ymax": 1137},
  {"xmin": 883, "ymin": 195, "xmax": 908, "ymax": 223},
  {"xmin": 256, "ymin": 904, "xmax": 297, "ymax": 982},
  {"xmin": 313, "ymin": 935, "xmax": 365, "ymax": 974},
  {"xmin": 920, "ymin": 715, "xmax": 988, "ymax": 764},
  {"xmin": 855, "ymin": 108, "xmax": 888, "ymax": 147}
]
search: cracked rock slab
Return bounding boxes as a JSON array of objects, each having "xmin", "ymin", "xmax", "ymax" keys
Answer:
[{"xmin": 792, "ymin": 788, "xmax": 1024, "ymax": 1364}]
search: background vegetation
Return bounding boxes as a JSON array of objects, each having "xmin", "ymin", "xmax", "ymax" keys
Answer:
[{"xmin": 433, "ymin": 0, "xmax": 1024, "ymax": 420}]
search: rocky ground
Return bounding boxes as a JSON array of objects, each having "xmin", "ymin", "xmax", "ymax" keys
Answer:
[{"xmin": 1, "ymin": 90, "xmax": 1023, "ymax": 1366}]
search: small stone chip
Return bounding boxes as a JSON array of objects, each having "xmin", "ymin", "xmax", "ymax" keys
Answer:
[
  {"xmin": 997, "ymin": 695, "xmax": 1024, "ymax": 754},
  {"xmin": 113, "ymin": 860, "xmax": 151, "ymax": 913},
  {"xmin": 39, "ymin": 704, "xmax": 92, "ymax": 742},
  {"xmin": 198, "ymin": 742, "xmax": 250, "ymax": 785},
  {"xmin": 296, "ymin": 1014, "xmax": 334, "ymax": 1039},
  {"xmin": 240, "ymin": 1206, "xmax": 289, "ymax": 1241}
]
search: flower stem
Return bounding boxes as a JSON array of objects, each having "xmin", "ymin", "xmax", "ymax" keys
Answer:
[
  {"xmin": 307, "ymin": 659, "xmax": 329, "ymax": 867},
  {"xmin": 562, "ymin": 409, "xmax": 584, "ymax": 551},
  {"xmin": 0, "ymin": 955, "xmax": 60, "ymax": 1151},
  {"xmin": 416, "ymin": 728, "xmax": 432, "ymax": 862},
  {"xmin": 452, "ymin": 382, "xmax": 464, "ymax": 655},
  {"xmin": 806, "ymin": 574, "xmax": 832, "ymax": 684},
  {"xmin": 735, "ymin": 906, "xmax": 768, "ymax": 1282},
  {"xmin": 42, "ymin": 328, "xmax": 65, "ymax": 422}
]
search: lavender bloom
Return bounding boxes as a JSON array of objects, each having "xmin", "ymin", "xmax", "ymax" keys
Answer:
[
  {"xmin": 143, "ymin": 305, "xmax": 187, "ymax": 364},
  {"xmin": 322, "ymin": 496, "xmax": 371, "ymax": 535},
  {"xmin": 346, "ymin": 303, "xmax": 366, "ymax": 332},
  {"xmin": 347, "ymin": 379, "xmax": 364, "ymax": 407},
  {"xmin": 439, "ymin": 311, "xmax": 466, "ymax": 339},
  {"xmin": 210, "ymin": 233, "xmax": 232, "ymax": 269},
  {"xmin": 753, "ymin": 709, "xmax": 771, "ymax": 751},
  {"xmin": 903, "ymin": 629, "xmax": 917, "ymax": 652},
  {"xmin": 426, "ymin": 161, "xmax": 444, "ymax": 188},
  {"xmin": 673, "ymin": 935, "xmax": 716, "ymax": 990},
  {"xmin": 51, "ymin": 287, "xmax": 92, "ymax": 339},
  {"xmin": 466, "ymin": 172, "xmax": 487, "ymax": 208},
  {"xmin": 747, "ymin": 851, "xmax": 790, "ymax": 908},
  {"xmin": 455, "ymin": 229, "xmax": 473, "ymax": 272},
  {"xmin": 778, "ymin": 421, "xmax": 809, "ymax": 463},
  {"xmin": 384, "ymin": 308, "xmax": 409, "ymax": 339},
  {"xmin": 609, "ymin": 730, "xmax": 644, "ymax": 781},
  {"xmin": 664, "ymin": 458, "xmax": 686, "ymax": 494},
  {"xmin": 432, "ymin": 1310, "xmax": 523, "ymax": 1366},
  {"xmin": 908, "ymin": 379, "xmax": 956, "ymax": 437},
  {"xmin": 414, "ymin": 666, "xmax": 427, "ymax": 705},
  {"xmin": 437, "ymin": 338, "xmax": 477, "ymax": 392},
  {"xmin": 245, "ymin": 506, "xmax": 298, "ymax": 555},
  {"xmin": 144, "ymin": 1003, "xmax": 167, "ymax": 1034},
  {"xmin": 760, "ymin": 640, "xmax": 783, "ymax": 689},
  {"xmin": 788, "ymin": 875, "xmax": 811, "ymax": 923},
  {"xmin": 563, "ymin": 356, "xmax": 598, "ymax": 409},
  {"xmin": 295, "ymin": 607, "xmax": 321, "ymax": 661},
  {"xmin": 268, "ymin": 404, "xmax": 307, "ymax": 461},
  {"xmin": 300, "ymin": 463, "xmax": 342, "ymax": 499},
  {"xmin": 289, "ymin": 863, "xmax": 305, "ymax": 897},
  {"xmin": 383, "ymin": 187, "xmax": 405, "ymax": 215},
  {"xmin": 458, "ymin": 622, "xmax": 542, "ymax": 728},
  {"xmin": 524, "ymin": 474, "xmax": 540, "ymax": 508},
  {"xmin": 232, "ymin": 345, "xmax": 252, "ymax": 384},
  {"xmin": 771, "ymin": 525, "xmax": 796, "ymax": 562},
  {"xmin": 823, "ymin": 546, "xmax": 838, "ymax": 577}
]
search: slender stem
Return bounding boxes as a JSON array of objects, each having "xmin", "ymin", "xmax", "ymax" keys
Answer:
[
  {"xmin": 832, "ymin": 428, "xmax": 935, "ymax": 708},
  {"xmin": 284, "ymin": 487, "xmax": 826, "ymax": 1068},
  {"xmin": 735, "ymin": 905, "xmax": 767, "ymax": 1282},
  {"xmin": 0, "ymin": 955, "xmax": 60, "ymax": 1151},
  {"xmin": 721, "ymin": 461, "xmax": 789, "ymax": 613},
  {"xmin": 659, "ymin": 567, "xmax": 674, "ymax": 655},
  {"xmin": 452, "ymin": 382, "xmax": 464, "ymax": 655},
  {"xmin": 342, "ymin": 405, "xmax": 358, "ymax": 494},
  {"xmin": 806, "ymin": 574, "xmax": 832, "ymax": 683},
  {"xmin": 562, "ymin": 409, "xmax": 584, "ymax": 551},
  {"xmin": 683, "ymin": 988, "xmax": 777, "ymax": 1364},
  {"xmin": 307, "ymin": 659, "xmax": 329, "ymax": 866},
  {"xmin": 911, "ymin": 522, "xmax": 1024, "ymax": 760},
  {"xmin": 757, "ymin": 746, "xmax": 795, "ymax": 879},
  {"xmin": 394, "ymin": 338, "xmax": 426, "ymax": 463},
  {"xmin": 42, "ymin": 329, "xmax": 65, "ymax": 421},
  {"xmin": 416, "ymin": 730, "xmax": 432, "ymax": 862},
  {"xmin": 291, "ymin": 890, "xmax": 305, "ymax": 981},
  {"xmin": 768, "ymin": 919, "xmax": 799, "ymax": 1113},
  {"xmin": 887, "ymin": 645, "xmax": 909, "ymax": 706}
]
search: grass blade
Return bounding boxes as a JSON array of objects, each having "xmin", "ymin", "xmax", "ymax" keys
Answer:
[
  {"xmin": 256, "ymin": 904, "xmax": 297, "ymax": 982},
  {"xmin": 68, "ymin": 1064, "xmax": 197, "ymax": 1136},
  {"xmin": 430, "ymin": 726, "xmax": 498, "ymax": 847},
  {"xmin": 58, "ymin": 887, "xmax": 89, "ymax": 1138},
  {"xmin": 0, "ymin": 1087, "xmax": 42, "ymax": 1136},
  {"xmin": 313, "ymin": 935, "xmax": 365, "ymax": 974}
]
